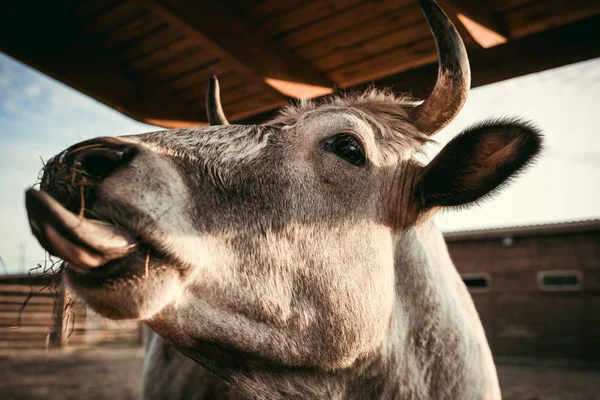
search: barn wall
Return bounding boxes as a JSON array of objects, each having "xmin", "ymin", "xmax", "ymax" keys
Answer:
[{"xmin": 447, "ymin": 227, "xmax": 600, "ymax": 360}]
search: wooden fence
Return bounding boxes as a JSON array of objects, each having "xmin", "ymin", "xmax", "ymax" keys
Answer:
[{"xmin": 0, "ymin": 274, "xmax": 141, "ymax": 350}]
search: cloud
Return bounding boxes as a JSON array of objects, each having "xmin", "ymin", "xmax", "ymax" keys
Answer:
[
  {"xmin": 3, "ymin": 101, "xmax": 17, "ymax": 114},
  {"xmin": 23, "ymin": 83, "xmax": 42, "ymax": 99},
  {"xmin": 0, "ymin": 61, "xmax": 15, "ymax": 87},
  {"xmin": 0, "ymin": 74, "xmax": 11, "ymax": 87}
]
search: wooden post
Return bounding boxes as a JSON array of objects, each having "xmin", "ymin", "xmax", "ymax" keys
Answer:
[{"xmin": 48, "ymin": 285, "xmax": 65, "ymax": 349}]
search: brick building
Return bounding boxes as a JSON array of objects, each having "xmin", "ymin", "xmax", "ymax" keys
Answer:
[{"xmin": 445, "ymin": 219, "xmax": 600, "ymax": 360}]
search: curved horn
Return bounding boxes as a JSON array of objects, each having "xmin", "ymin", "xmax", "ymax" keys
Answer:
[
  {"xmin": 206, "ymin": 76, "xmax": 229, "ymax": 125},
  {"xmin": 412, "ymin": 0, "xmax": 471, "ymax": 136}
]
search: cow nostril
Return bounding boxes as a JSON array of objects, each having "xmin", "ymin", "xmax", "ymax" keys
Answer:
[{"xmin": 75, "ymin": 147, "xmax": 136, "ymax": 178}]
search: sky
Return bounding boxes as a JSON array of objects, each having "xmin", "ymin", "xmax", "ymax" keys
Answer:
[{"xmin": 1, "ymin": 52, "xmax": 599, "ymax": 274}]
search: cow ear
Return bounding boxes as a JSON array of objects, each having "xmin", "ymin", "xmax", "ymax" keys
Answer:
[{"xmin": 414, "ymin": 118, "xmax": 542, "ymax": 212}]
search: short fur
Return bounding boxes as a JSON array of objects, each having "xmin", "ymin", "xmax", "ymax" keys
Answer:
[
  {"xmin": 36, "ymin": 89, "xmax": 541, "ymax": 400},
  {"xmin": 271, "ymin": 90, "xmax": 430, "ymax": 160}
]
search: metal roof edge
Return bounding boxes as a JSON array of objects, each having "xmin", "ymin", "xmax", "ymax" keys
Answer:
[{"xmin": 443, "ymin": 218, "xmax": 600, "ymax": 242}]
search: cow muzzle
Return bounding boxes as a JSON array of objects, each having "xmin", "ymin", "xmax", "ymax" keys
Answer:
[
  {"xmin": 25, "ymin": 137, "xmax": 140, "ymax": 272},
  {"xmin": 26, "ymin": 188, "xmax": 137, "ymax": 272}
]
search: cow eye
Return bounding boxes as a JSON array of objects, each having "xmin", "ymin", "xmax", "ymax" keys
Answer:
[{"xmin": 322, "ymin": 133, "xmax": 366, "ymax": 166}]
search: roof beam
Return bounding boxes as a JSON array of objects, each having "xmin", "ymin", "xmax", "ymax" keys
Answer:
[
  {"xmin": 152, "ymin": 0, "xmax": 333, "ymax": 99},
  {"xmin": 239, "ymin": 14, "xmax": 600, "ymax": 124},
  {"xmin": 439, "ymin": 0, "xmax": 509, "ymax": 48}
]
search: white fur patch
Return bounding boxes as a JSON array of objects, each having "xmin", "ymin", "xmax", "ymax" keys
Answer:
[
  {"xmin": 136, "ymin": 126, "xmax": 268, "ymax": 164},
  {"xmin": 126, "ymin": 126, "xmax": 269, "ymax": 188}
]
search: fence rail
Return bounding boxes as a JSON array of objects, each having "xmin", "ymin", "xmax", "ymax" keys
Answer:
[{"xmin": 0, "ymin": 274, "xmax": 142, "ymax": 350}]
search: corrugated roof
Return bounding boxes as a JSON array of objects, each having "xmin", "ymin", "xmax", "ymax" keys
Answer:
[{"xmin": 443, "ymin": 218, "xmax": 600, "ymax": 242}]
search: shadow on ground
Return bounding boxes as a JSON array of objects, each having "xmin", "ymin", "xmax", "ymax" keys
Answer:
[{"xmin": 0, "ymin": 349, "xmax": 599, "ymax": 399}]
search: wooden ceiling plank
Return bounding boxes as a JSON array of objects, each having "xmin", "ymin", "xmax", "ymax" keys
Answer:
[
  {"xmin": 86, "ymin": 1, "xmax": 147, "ymax": 34},
  {"xmin": 314, "ymin": 21, "xmax": 430, "ymax": 72},
  {"xmin": 186, "ymin": 84, "xmax": 265, "ymax": 109},
  {"xmin": 159, "ymin": 60, "xmax": 230, "ymax": 92},
  {"xmin": 264, "ymin": 0, "xmax": 364, "ymax": 36},
  {"xmin": 100, "ymin": 12, "xmax": 165, "ymax": 49},
  {"xmin": 236, "ymin": 0, "xmax": 265, "ymax": 10},
  {"xmin": 151, "ymin": 1, "xmax": 332, "ymax": 97},
  {"xmin": 224, "ymin": 94, "xmax": 288, "ymax": 122},
  {"xmin": 503, "ymin": 0, "xmax": 600, "ymax": 38},
  {"xmin": 327, "ymin": 39, "xmax": 438, "ymax": 87},
  {"xmin": 119, "ymin": 28, "xmax": 184, "ymax": 61},
  {"xmin": 169, "ymin": 70, "xmax": 242, "ymax": 98},
  {"xmin": 296, "ymin": 3, "xmax": 422, "ymax": 61},
  {"xmin": 130, "ymin": 39, "xmax": 201, "ymax": 71},
  {"xmin": 138, "ymin": 48, "xmax": 211, "ymax": 84},
  {"xmin": 280, "ymin": 0, "xmax": 414, "ymax": 49},
  {"xmin": 220, "ymin": 85, "xmax": 266, "ymax": 107},
  {"xmin": 491, "ymin": 0, "xmax": 534, "ymax": 13},
  {"xmin": 245, "ymin": 0, "xmax": 306, "ymax": 21},
  {"xmin": 110, "ymin": 23, "xmax": 172, "ymax": 58},
  {"xmin": 74, "ymin": 0, "xmax": 123, "ymax": 17},
  {"xmin": 185, "ymin": 78, "xmax": 260, "ymax": 103},
  {"xmin": 155, "ymin": 60, "xmax": 222, "ymax": 89},
  {"xmin": 172, "ymin": 71, "xmax": 257, "ymax": 106}
]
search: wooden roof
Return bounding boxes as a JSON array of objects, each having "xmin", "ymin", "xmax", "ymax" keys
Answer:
[{"xmin": 1, "ymin": 0, "xmax": 599, "ymax": 127}]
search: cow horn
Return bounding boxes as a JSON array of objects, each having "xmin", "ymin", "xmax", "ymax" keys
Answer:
[
  {"xmin": 206, "ymin": 76, "xmax": 229, "ymax": 125},
  {"xmin": 411, "ymin": 0, "xmax": 471, "ymax": 136}
]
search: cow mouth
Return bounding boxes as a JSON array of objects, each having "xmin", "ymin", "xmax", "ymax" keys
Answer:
[{"xmin": 25, "ymin": 188, "xmax": 138, "ymax": 274}]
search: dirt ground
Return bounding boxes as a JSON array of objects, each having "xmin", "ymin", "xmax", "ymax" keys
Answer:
[
  {"xmin": 0, "ymin": 349, "xmax": 143, "ymax": 400},
  {"xmin": 0, "ymin": 349, "xmax": 599, "ymax": 399}
]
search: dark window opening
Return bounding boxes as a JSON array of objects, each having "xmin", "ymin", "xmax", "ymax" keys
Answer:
[
  {"xmin": 542, "ymin": 275, "xmax": 579, "ymax": 287},
  {"xmin": 463, "ymin": 277, "xmax": 488, "ymax": 288},
  {"xmin": 461, "ymin": 274, "xmax": 490, "ymax": 291},
  {"xmin": 538, "ymin": 270, "xmax": 582, "ymax": 291}
]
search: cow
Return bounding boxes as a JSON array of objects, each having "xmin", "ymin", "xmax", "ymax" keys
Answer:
[{"xmin": 24, "ymin": 0, "xmax": 542, "ymax": 398}]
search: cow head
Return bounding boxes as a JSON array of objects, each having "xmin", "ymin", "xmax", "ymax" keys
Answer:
[{"xmin": 25, "ymin": 0, "xmax": 541, "ymax": 396}]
